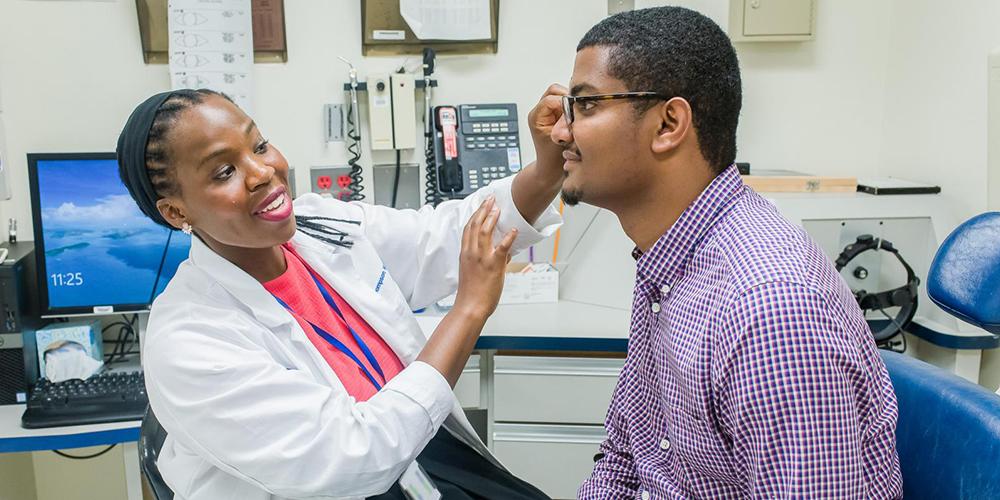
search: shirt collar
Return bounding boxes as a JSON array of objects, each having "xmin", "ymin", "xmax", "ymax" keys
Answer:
[
  {"xmin": 634, "ymin": 164, "xmax": 745, "ymax": 287},
  {"xmin": 188, "ymin": 233, "xmax": 299, "ymax": 329}
]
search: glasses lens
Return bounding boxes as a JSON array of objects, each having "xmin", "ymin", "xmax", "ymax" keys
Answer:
[{"xmin": 562, "ymin": 96, "xmax": 573, "ymax": 125}]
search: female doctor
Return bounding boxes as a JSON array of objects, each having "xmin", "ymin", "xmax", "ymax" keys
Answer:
[{"xmin": 116, "ymin": 88, "xmax": 567, "ymax": 499}]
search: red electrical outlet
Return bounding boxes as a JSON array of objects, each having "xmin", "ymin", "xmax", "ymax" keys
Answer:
[{"xmin": 311, "ymin": 167, "xmax": 352, "ymax": 200}]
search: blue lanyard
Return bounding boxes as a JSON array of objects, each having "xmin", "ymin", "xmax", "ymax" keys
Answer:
[{"xmin": 271, "ymin": 273, "xmax": 386, "ymax": 391}]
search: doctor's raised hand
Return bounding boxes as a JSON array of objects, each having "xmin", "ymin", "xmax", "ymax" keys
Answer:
[
  {"xmin": 417, "ymin": 196, "xmax": 516, "ymax": 386},
  {"xmin": 116, "ymin": 89, "xmax": 559, "ymax": 500}
]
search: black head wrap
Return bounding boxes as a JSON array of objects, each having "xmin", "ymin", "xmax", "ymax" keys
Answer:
[{"xmin": 116, "ymin": 90, "xmax": 178, "ymax": 229}]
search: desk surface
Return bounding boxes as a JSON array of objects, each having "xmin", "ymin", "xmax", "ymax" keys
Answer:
[
  {"xmin": 0, "ymin": 404, "xmax": 140, "ymax": 453},
  {"xmin": 425, "ymin": 300, "xmax": 997, "ymax": 351},
  {"xmin": 419, "ymin": 300, "xmax": 632, "ymax": 352}
]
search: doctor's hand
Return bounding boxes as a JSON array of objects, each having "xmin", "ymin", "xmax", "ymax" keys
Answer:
[
  {"xmin": 417, "ymin": 197, "xmax": 516, "ymax": 387},
  {"xmin": 528, "ymin": 84, "xmax": 570, "ymax": 174},
  {"xmin": 454, "ymin": 196, "xmax": 517, "ymax": 320}
]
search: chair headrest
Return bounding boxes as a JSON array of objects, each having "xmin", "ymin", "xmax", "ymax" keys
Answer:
[{"xmin": 927, "ymin": 212, "xmax": 1000, "ymax": 334}]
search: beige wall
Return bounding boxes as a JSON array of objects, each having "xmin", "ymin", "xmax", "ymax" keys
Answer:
[
  {"xmin": 31, "ymin": 446, "xmax": 128, "ymax": 500},
  {"xmin": 0, "ymin": 452, "xmax": 36, "ymax": 500}
]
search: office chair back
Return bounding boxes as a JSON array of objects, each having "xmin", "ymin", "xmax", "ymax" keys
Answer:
[
  {"xmin": 139, "ymin": 407, "xmax": 174, "ymax": 500},
  {"xmin": 880, "ymin": 350, "xmax": 1000, "ymax": 499},
  {"xmin": 926, "ymin": 211, "xmax": 1000, "ymax": 335}
]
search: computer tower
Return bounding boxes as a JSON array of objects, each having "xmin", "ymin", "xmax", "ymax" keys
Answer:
[
  {"xmin": 0, "ymin": 242, "xmax": 39, "ymax": 333},
  {"xmin": 0, "ymin": 331, "xmax": 37, "ymax": 404},
  {"xmin": 0, "ymin": 242, "xmax": 41, "ymax": 405}
]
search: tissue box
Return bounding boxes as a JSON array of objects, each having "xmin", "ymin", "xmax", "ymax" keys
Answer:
[
  {"xmin": 35, "ymin": 320, "xmax": 103, "ymax": 378},
  {"xmin": 498, "ymin": 262, "xmax": 559, "ymax": 305},
  {"xmin": 434, "ymin": 262, "xmax": 560, "ymax": 309}
]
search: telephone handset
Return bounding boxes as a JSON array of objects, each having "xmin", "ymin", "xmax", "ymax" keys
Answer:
[
  {"xmin": 436, "ymin": 107, "xmax": 463, "ymax": 193},
  {"xmin": 428, "ymin": 103, "xmax": 521, "ymax": 202}
]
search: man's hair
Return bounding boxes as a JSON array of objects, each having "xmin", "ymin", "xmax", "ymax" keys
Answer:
[{"xmin": 578, "ymin": 6, "xmax": 742, "ymax": 174}]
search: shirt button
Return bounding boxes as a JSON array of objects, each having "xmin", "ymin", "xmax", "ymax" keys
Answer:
[
  {"xmin": 661, "ymin": 284, "xmax": 671, "ymax": 295},
  {"xmin": 651, "ymin": 302, "xmax": 661, "ymax": 313},
  {"xmin": 641, "ymin": 491, "xmax": 651, "ymax": 500},
  {"xmin": 660, "ymin": 438, "xmax": 670, "ymax": 450}
]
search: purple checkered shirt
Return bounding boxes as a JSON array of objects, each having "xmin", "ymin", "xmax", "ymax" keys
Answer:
[{"xmin": 578, "ymin": 166, "xmax": 902, "ymax": 499}]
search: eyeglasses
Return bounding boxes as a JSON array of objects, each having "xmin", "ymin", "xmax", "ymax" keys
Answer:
[{"xmin": 561, "ymin": 92, "xmax": 671, "ymax": 126}]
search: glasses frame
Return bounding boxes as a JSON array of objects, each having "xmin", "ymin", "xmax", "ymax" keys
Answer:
[{"xmin": 561, "ymin": 92, "xmax": 671, "ymax": 125}]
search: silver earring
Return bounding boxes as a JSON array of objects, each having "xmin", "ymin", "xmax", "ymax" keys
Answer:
[{"xmin": 181, "ymin": 222, "xmax": 192, "ymax": 235}]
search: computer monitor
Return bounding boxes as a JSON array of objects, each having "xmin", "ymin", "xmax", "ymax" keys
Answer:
[{"xmin": 27, "ymin": 153, "xmax": 191, "ymax": 317}]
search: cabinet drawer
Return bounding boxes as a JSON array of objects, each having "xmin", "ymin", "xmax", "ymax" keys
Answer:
[
  {"xmin": 493, "ymin": 423, "xmax": 606, "ymax": 500},
  {"xmin": 493, "ymin": 356, "xmax": 622, "ymax": 424}
]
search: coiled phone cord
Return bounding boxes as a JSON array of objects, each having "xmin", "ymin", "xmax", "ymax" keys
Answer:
[
  {"xmin": 424, "ymin": 131, "xmax": 442, "ymax": 206},
  {"xmin": 346, "ymin": 99, "xmax": 365, "ymax": 201}
]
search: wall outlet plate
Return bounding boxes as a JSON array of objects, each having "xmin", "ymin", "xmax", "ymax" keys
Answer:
[
  {"xmin": 324, "ymin": 104, "xmax": 344, "ymax": 142},
  {"xmin": 310, "ymin": 166, "xmax": 353, "ymax": 200},
  {"xmin": 373, "ymin": 163, "xmax": 421, "ymax": 209}
]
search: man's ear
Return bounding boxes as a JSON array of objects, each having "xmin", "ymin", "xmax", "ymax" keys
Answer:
[
  {"xmin": 651, "ymin": 97, "xmax": 693, "ymax": 155},
  {"xmin": 156, "ymin": 197, "xmax": 188, "ymax": 231}
]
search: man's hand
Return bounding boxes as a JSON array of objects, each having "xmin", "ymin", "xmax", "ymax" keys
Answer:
[
  {"xmin": 527, "ymin": 84, "xmax": 570, "ymax": 176},
  {"xmin": 510, "ymin": 84, "xmax": 570, "ymax": 225}
]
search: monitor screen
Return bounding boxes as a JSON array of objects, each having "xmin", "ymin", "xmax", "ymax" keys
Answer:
[{"xmin": 27, "ymin": 153, "xmax": 191, "ymax": 317}]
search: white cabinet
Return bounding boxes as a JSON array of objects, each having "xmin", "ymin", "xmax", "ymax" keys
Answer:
[
  {"xmin": 490, "ymin": 355, "xmax": 623, "ymax": 498},
  {"xmin": 729, "ymin": 0, "xmax": 816, "ymax": 42},
  {"xmin": 989, "ymin": 48, "xmax": 1000, "ymax": 211},
  {"xmin": 493, "ymin": 424, "xmax": 606, "ymax": 500},
  {"xmin": 493, "ymin": 355, "xmax": 622, "ymax": 425}
]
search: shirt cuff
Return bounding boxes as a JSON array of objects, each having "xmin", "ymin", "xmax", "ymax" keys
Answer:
[
  {"xmin": 382, "ymin": 361, "xmax": 453, "ymax": 429},
  {"xmin": 486, "ymin": 175, "xmax": 562, "ymax": 253}
]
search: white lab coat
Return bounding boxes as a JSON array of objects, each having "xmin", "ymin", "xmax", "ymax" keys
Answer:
[{"xmin": 143, "ymin": 176, "xmax": 561, "ymax": 500}]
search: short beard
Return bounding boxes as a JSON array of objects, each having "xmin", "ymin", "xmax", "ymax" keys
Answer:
[{"xmin": 560, "ymin": 188, "xmax": 583, "ymax": 206}]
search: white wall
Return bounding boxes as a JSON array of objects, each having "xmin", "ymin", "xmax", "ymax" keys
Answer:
[
  {"xmin": 881, "ymin": 0, "xmax": 1000, "ymax": 220},
  {"xmin": 1, "ymin": 0, "xmax": 899, "ymax": 242},
  {"xmin": 736, "ymin": 0, "xmax": 892, "ymax": 177},
  {"xmin": 0, "ymin": 0, "xmax": 604, "ymax": 241}
]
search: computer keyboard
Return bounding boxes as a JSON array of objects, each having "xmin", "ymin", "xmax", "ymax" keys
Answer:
[{"xmin": 21, "ymin": 371, "xmax": 148, "ymax": 429}]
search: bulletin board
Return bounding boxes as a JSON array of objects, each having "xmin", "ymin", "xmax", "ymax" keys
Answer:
[
  {"xmin": 361, "ymin": 0, "xmax": 500, "ymax": 56},
  {"xmin": 135, "ymin": 0, "xmax": 287, "ymax": 63}
]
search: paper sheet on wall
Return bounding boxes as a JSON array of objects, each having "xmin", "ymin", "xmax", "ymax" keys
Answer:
[
  {"xmin": 399, "ymin": 0, "xmax": 491, "ymax": 40},
  {"xmin": 168, "ymin": 0, "xmax": 254, "ymax": 113}
]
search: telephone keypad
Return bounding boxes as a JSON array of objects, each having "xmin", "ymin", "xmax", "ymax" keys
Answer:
[
  {"xmin": 460, "ymin": 115, "xmax": 518, "ymax": 191},
  {"xmin": 462, "ymin": 130, "xmax": 518, "ymax": 151}
]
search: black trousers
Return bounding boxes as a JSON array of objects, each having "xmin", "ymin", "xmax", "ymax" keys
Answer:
[{"xmin": 368, "ymin": 427, "xmax": 550, "ymax": 499}]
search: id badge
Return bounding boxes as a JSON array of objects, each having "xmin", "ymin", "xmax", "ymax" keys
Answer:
[{"xmin": 399, "ymin": 462, "xmax": 441, "ymax": 500}]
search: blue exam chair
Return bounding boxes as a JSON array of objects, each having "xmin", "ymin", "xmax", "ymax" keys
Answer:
[{"xmin": 881, "ymin": 211, "xmax": 1000, "ymax": 499}]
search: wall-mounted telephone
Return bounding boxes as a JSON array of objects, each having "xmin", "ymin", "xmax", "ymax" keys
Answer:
[{"xmin": 428, "ymin": 103, "xmax": 521, "ymax": 202}]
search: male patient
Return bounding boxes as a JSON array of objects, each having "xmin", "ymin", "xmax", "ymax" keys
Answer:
[{"xmin": 530, "ymin": 7, "xmax": 903, "ymax": 498}]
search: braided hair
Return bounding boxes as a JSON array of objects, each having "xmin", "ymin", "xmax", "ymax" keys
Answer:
[{"xmin": 143, "ymin": 89, "xmax": 233, "ymax": 199}]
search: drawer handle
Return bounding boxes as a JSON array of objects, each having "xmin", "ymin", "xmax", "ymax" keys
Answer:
[
  {"xmin": 493, "ymin": 433, "xmax": 607, "ymax": 445},
  {"xmin": 494, "ymin": 368, "xmax": 621, "ymax": 377}
]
